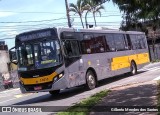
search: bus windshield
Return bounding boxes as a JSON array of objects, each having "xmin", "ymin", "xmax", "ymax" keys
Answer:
[{"xmin": 17, "ymin": 39, "xmax": 61, "ymax": 71}]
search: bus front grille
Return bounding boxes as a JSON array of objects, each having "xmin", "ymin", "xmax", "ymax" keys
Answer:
[{"xmin": 23, "ymin": 82, "xmax": 53, "ymax": 91}]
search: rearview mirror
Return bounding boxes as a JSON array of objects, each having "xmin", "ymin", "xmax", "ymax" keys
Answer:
[{"xmin": 9, "ymin": 47, "xmax": 18, "ymax": 65}]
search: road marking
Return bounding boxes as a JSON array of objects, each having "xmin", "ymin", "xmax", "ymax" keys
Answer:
[
  {"xmin": 0, "ymin": 98, "xmax": 17, "ymax": 104},
  {"xmin": 0, "ymin": 88, "xmax": 20, "ymax": 94},
  {"xmin": 14, "ymin": 93, "xmax": 33, "ymax": 98},
  {"xmin": 140, "ymin": 67, "xmax": 160, "ymax": 71},
  {"xmin": 0, "ymin": 95, "xmax": 8, "ymax": 98},
  {"xmin": 153, "ymin": 76, "xmax": 160, "ymax": 81},
  {"xmin": 0, "ymin": 93, "xmax": 33, "ymax": 104},
  {"xmin": 15, "ymin": 94, "xmax": 23, "ymax": 98},
  {"xmin": 150, "ymin": 67, "xmax": 160, "ymax": 71}
]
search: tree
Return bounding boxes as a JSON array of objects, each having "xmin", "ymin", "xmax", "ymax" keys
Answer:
[
  {"xmin": 69, "ymin": 0, "xmax": 87, "ymax": 28},
  {"xmin": 112, "ymin": 0, "xmax": 160, "ymax": 31},
  {"xmin": 85, "ymin": 0, "xmax": 105, "ymax": 27},
  {"xmin": 112, "ymin": 0, "xmax": 160, "ymax": 61},
  {"xmin": 65, "ymin": 0, "xmax": 72, "ymax": 28},
  {"xmin": 92, "ymin": 0, "xmax": 108, "ymax": 4}
]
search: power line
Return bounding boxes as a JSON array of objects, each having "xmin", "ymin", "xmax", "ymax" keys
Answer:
[
  {"xmin": 0, "ymin": 17, "xmax": 67, "ymax": 23},
  {"xmin": 0, "ymin": 21, "xmax": 120, "ymax": 30},
  {"xmin": 0, "ymin": 23, "xmax": 121, "ymax": 34},
  {"xmin": 0, "ymin": 15, "xmax": 121, "ymax": 24},
  {"xmin": 0, "ymin": 10, "xmax": 120, "ymax": 14},
  {"xmin": 0, "ymin": 23, "xmax": 121, "ymax": 40},
  {"xmin": 0, "ymin": 37, "xmax": 15, "ymax": 40},
  {"xmin": 71, "ymin": 15, "xmax": 121, "ymax": 18},
  {"xmin": 0, "ymin": 11, "xmax": 65, "ymax": 14},
  {"xmin": 0, "ymin": 22, "xmax": 67, "ymax": 28}
]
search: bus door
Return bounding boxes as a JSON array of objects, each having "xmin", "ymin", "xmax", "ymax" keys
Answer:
[{"xmin": 63, "ymin": 40, "xmax": 85, "ymax": 87}]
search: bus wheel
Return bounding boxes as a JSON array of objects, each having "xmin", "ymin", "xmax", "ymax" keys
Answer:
[
  {"xmin": 86, "ymin": 70, "xmax": 96, "ymax": 90},
  {"xmin": 49, "ymin": 90, "xmax": 60, "ymax": 95},
  {"xmin": 130, "ymin": 62, "xmax": 137, "ymax": 75}
]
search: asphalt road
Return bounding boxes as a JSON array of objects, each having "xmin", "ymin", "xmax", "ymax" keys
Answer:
[{"xmin": 0, "ymin": 62, "xmax": 160, "ymax": 114}]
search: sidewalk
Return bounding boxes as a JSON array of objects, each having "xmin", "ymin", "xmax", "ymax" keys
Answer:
[
  {"xmin": 90, "ymin": 81, "xmax": 158, "ymax": 115},
  {"xmin": 0, "ymin": 88, "xmax": 20, "ymax": 94}
]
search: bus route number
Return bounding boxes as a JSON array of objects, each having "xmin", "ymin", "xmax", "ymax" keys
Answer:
[{"xmin": 39, "ymin": 77, "xmax": 49, "ymax": 83}]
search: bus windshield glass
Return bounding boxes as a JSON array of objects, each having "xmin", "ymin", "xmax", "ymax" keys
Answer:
[{"xmin": 17, "ymin": 39, "xmax": 61, "ymax": 71}]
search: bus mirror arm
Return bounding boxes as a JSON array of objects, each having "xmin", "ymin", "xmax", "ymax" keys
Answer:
[
  {"xmin": 11, "ymin": 61, "xmax": 18, "ymax": 65},
  {"xmin": 9, "ymin": 47, "xmax": 18, "ymax": 65},
  {"xmin": 62, "ymin": 48, "xmax": 69, "ymax": 58},
  {"xmin": 64, "ymin": 54, "xmax": 69, "ymax": 59}
]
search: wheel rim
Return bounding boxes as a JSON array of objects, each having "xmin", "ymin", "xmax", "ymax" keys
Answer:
[
  {"xmin": 88, "ymin": 74, "xmax": 95, "ymax": 88},
  {"xmin": 131, "ymin": 63, "xmax": 136, "ymax": 74}
]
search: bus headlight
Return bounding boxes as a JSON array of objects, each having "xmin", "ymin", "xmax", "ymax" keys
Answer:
[
  {"xmin": 53, "ymin": 72, "xmax": 64, "ymax": 82},
  {"xmin": 59, "ymin": 73, "xmax": 64, "ymax": 78}
]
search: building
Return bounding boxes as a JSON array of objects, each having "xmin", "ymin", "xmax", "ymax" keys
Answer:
[{"xmin": 0, "ymin": 41, "xmax": 14, "ymax": 89}]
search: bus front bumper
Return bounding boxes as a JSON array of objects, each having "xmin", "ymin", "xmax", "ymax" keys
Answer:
[{"xmin": 19, "ymin": 75, "xmax": 68, "ymax": 93}]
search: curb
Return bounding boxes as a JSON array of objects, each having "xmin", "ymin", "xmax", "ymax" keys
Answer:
[{"xmin": 0, "ymin": 88, "xmax": 20, "ymax": 94}]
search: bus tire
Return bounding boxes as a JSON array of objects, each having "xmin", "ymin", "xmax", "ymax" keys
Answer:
[
  {"xmin": 86, "ymin": 70, "xmax": 97, "ymax": 90},
  {"xmin": 130, "ymin": 61, "xmax": 137, "ymax": 75},
  {"xmin": 49, "ymin": 90, "xmax": 60, "ymax": 95}
]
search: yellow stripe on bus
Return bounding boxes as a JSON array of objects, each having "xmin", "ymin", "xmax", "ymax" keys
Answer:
[
  {"xmin": 111, "ymin": 53, "xmax": 150, "ymax": 70},
  {"xmin": 20, "ymin": 72, "xmax": 58, "ymax": 85}
]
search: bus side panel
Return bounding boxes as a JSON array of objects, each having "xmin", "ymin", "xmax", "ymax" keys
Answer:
[
  {"xmin": 110, "ymin": 51, "xmax": 131, "ymax": 76},
  {"xmin": 81, "ymin": 49, "xmax": 149, "ymax": 83},
  {"xmin": 110, "ymin": 49, "xmax": 150, "ymax": 77},
  {"xmin": 51, "ymin": 65, "xmax": 70, "ymax": 90},
  {"xmin": 132, "ymin": 49, "xmax": 150, "ymax": 69},
  {"xmin": 82, "ymin": 53, "xmax": 114, "ymax": 81},
  {"xmin": 64, "ymin": 58, "xmax": 86, "ymax": 88}
]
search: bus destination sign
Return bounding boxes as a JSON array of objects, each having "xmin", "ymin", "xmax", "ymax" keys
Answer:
[{"xmin": 18, "ymin": 31, "xmax": 52, "ymax": 41}]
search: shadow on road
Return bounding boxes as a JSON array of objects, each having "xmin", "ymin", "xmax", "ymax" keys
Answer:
[
  {"xmin": 90, "ymin": 83, "xmax": 157, "ymax": 115},
  {"xmin": 98, "ymin": 71, "xmax": 145, "ymax": 87},
  {"xmin": 12, "ymin": 71, "xmax": 146, "ymax": 105},
  {"xmin": 13, "ymin": 86, "xmax": 86, "ymax": 105}
]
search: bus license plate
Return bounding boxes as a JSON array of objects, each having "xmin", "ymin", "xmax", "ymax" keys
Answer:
[{"xmin": 34, "ymin": 86, "xmax": 42, "ymax": 90}]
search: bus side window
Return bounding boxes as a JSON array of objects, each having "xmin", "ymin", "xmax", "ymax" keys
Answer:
[
  {"xmin": 129, "ymin": 34, "xmax": 137, "ymax": 50},
  {"xmin": 64, "ymin": 40, "xmax": 80, "ymax": 57},
  {"xmin": 105, "ymin": 34, "xmax": 116, "ymax": 52},
  {"xmin": 81, "ymin": 34, "xmax": 95, "ymax": 54},
  {"xmin": 114, "ymin": 34, "xmax": 126, "ymax": 51},
  {"xmin": 126, "ymin": 34, "xmax": 132, "ymax": 50},
  {"xmin": 130, "ymin": 34, "xmax": 146, "ymax": 50},
  {"xmin": 142, "ymin": 35, "xmax": 147, "ymax": 48},
  {"xmin": 93, "ymin": 34, "xmax": 107, "ymax": 53},
  {"xmin": 137, "ymin": 35, "xmax": 146, "ymax": 49}
]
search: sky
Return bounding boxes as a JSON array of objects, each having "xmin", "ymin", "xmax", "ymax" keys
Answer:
[{"xmin": 0, "ymin": 0, "xmax": 123, "ymax": 49}]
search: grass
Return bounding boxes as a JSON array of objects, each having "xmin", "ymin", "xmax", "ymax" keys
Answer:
[
  {"xmin": 151, "ymin": 59, "xmax": 160, "ymax": 63},
  {"xmin": 57, "ymin": 90, "xmax": 110, "ymax": 115},
  {"xmin": 157, "ymin": 80, "xmax": 160, "ymax": 115}
]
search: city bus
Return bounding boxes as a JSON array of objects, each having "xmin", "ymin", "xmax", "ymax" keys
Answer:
[{"xmin": 9, "ymin": 27, "xmax": 150, "ymax": 95}]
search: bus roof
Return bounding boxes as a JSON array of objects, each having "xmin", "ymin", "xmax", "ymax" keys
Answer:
[
  {"xmin": 57, "ymin": 27, "xmax": 145, "ymax": 35},
  {"xmin": 15, "ymin": 27, "xmax": 145, "ymax": 40}
]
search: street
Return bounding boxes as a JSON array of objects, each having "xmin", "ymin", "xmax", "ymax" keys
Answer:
[{"xmin": 0, "ymin": 62, "xmax": 160, "ymax": 114}]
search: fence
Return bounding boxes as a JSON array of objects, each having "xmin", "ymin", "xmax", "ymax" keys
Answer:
[{"xmin": 149, "ymin": 44, "xmax": 160, "ymax": 61}]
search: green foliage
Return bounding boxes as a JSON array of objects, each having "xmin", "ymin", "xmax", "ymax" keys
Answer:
[
  {"xmin": 157, "ymin": 80, "xmax": 160, "ymax": 115},
  {"xmin": 84, "ymin": 0, "xmax": 105, "ymax": 27},
  {"xmin": 151, "ymin": 60, "xmax": 160, "ymax": 63},
  {"xmin": 69, "ymin": 0, "xmax": 87, "ymax": 28},
  {"xmin": 112, "ymin": 0, "xmax": 160, "ymax": 32},
  {"xmin": 57, "ymin": 90, "xmax": 109, "ymax": 115},
  {"xmin": 69, "ymin": 0, "xmax": 105, "ymax": 28}
]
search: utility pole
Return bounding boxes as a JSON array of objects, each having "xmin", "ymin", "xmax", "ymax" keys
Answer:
[
  {"xmin": 85, "ymin": 10, "xmax": 89, "ymax": 29},
  {"xmin": 65, "ymin": 0, "xmax": 72, "ymax": 28}
]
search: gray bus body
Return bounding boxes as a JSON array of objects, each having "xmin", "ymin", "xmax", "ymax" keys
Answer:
[{"xmin": 15, "ymin": 27, "xmax": 149, "ymax": 93}]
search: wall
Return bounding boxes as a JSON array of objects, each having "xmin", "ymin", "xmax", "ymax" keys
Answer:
[{"xmin": 0, "ymin": 51, "xmax": 9, "ymax": 73}]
